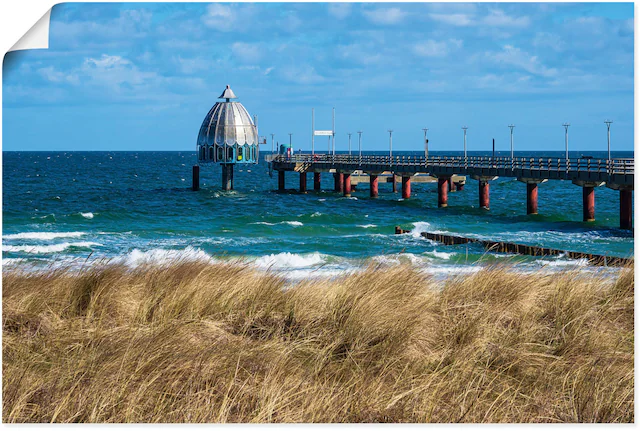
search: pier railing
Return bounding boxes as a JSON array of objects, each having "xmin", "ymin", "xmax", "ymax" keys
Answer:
[{"xmin": 267, "ymin": 154, "xmax": 634, "ymax": 185}]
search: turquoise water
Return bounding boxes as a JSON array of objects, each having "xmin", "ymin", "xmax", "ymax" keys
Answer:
[{"xmin": 3, "ymin": 151, "xmax": 633, "ymax": 278}]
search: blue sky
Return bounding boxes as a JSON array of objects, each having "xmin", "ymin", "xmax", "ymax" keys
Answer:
[{"xmin": 2, "ymin": 2, "xmax": 634, "ymax": 152}]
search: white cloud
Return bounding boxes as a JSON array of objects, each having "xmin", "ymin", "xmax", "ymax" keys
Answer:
[
  {"xmin": 363, "ymin": 7, "xmax": 406, "ymax": 25},
  {"xmin": 482, "ymin": 9, "xmax": 530, "ymax": 28},
  {"xmin": 232, "ymin": 42, "xmax": 263, "ymax": 63},
  {"xmin": 532, "ymin": 32, "xmax": 566, "ymax": 52},
  {"xmin": 429, "ymin": 13, "xmax": 473, "ymax": 27},
  {"xmin": 38, "ymin": 66, "xmax": 79, "ymax": 84},
  {"xmin": 337, "ymin": 43, "xmax": 383, "ymax": 65},
  {"xmin": 328, "ymin": 3, "xmax": 351, "ymax": 20},
  {"xmin": 81, "ymin": 54, "xmax": 158, "ymax": 88},
  {"xmin": 486, "ymin": 45, "xmax": 557, "ymax": 77},
  {"xmin": 280, "ymin": 64, "xmax": 324, "ymax": 84},
  {"xmin": 413, "ymin": 40, "xmax": 448, "ymax": 57},
  {"xmin": 202, "ymin": 4, "xmax": 235, "ymax": 31}
]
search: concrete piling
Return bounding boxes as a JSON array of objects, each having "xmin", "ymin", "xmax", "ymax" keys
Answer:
[
  {"xmin": 192, "ymin": 165, "xmax": 200, "ymax": 191},
  {"xmin": 438, "ymin": 177, "xmax": 448, "ymax": 208},
  {"xmin": 313, "ymin": 172, "xmax": 321, "ymax": 191},
  {"xmin": 392, "ymin": 174, "xmax": 397, "ymax": 193},
  {"xmin": 583, "ymin": 186, "xmax": 595, "ymax": 222},
  {"xmin": 448, "ymin": 177, "xmax": 456, "ymax": 192},
  {"xmin": 222, "ymin": 164, "xmax": 234, "ymax": 191},
  {"xmin": 334, "ymin": 173, "xmax": 344, "ymax": 193}
]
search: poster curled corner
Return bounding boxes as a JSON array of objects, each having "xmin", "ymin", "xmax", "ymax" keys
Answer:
[{"xmin": 9, "ymin": 8, "xmax": 52, "ymax": 52}]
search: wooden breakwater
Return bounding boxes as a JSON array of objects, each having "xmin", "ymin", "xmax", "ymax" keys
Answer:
[{"xmin": 394, "ymin": 226, "xmax": 633, "ymax": 267}]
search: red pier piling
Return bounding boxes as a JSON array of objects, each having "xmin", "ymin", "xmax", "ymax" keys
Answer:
[
  {"xmin": 333, "ymin": 173, "xmax": 344, "ymax": 193},
  {"xmin": 343, "ymin": 173, "xmax": 352, "ymax": 197},
  {"xmin": 620, "ymin": 189, "xmax": 632, "ymax": 230},
  {"xmin": 392, "ymin": 174, "xmax": 397, "ymax": 193},
  {"xmin": 583, "ymin": 186, "xmax": 595, "ymax": 222},
  {"xmin": 370, "ymin": 174, "xmax": 379, "ymax": 198},
  {"xmin": 313, "ymin": 172, "xmax": 321, "ymax": 191},
  {"xmin": 299, "ymin": 172, "xmax": 307, "ymax": 193},
  {"xmin": 479, "ymin": 180, "xmax": 490, "ymax": 210},
  {"xmin": 527, "ymin": 182, "xmax": 538, "ymax": 215},
  {"xmin": 401, "ymin": 176, "xmax": 411, "ymax": 199},
  {"xmin": 438, "ymin": 177, "xmax": 448, "ymax": 208}
]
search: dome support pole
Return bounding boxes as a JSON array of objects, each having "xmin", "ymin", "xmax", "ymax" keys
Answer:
[
  {"xmin": 192, "ymin": 165, "xmax": 200, "ymax": 191},
  {"xmin": 222, "ymin": 164, "xmax": 234, "ymax": 191}
]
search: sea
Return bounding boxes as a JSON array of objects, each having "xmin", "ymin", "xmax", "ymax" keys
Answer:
[{"xmin": 2, "ymin": 150, "xmax": 634, "ymax": 279}]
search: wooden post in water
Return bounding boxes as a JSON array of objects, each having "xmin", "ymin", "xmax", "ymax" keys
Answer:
[
  {"xmin": 620, "ymin": 189, "xmax": 632, "ymax": 230},
  {"xmin": 222, "ymin": 164, "xmax": 234, "ymax": 191},
  {"xmin": 299, "ymin": 172, "xmax": 307, "ymax": 193},
  {"xmin": 278, "ymin": 170, "xmax": 285, "ymax": 192},
  {"xmin": 313, "ymin": 172, "xmax": 321, "ymax": 191}
]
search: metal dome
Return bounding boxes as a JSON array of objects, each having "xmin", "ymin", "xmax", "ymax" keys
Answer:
[{"xmin": 197, "ymin": 85, "xmax": 259, "ymax": 164}]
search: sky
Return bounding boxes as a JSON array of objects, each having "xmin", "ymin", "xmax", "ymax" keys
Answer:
[{"xmin": 2, "ymin": 2, "xmax": 635, "ymax": 152}]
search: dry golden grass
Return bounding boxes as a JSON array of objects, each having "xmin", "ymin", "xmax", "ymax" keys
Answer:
[{"xmin": 2, "ymin": 261, "xmax": 634, "ymax": 423}]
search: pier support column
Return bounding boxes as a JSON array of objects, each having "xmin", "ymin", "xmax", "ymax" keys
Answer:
[
  {"xmin": 313, "ymin": 172, "xmax": 321, "ymax": 191},
  {"xmin": 438, "ymin": 177, "xmax": 449, "ymax": 208},
  {"xmin": 572, "ymin": 180, "xmax": 604, "ymax": 223},
  {"xmin": 527, "ymin": 183, "xmax": 538, "ymax": 215},
  {"xmin": 583, "ymin": 186, "xmax": 595, "ymax": 222},
  {"xmin": 278, "ymin": 170, "xmax": 285, "ymax": 192},
  {"xmin": 222, "ymin": 164, "xmax": 234, "ymax": 191},
  {"xmin": 192, "ymin": 165, "xmax": 199, "ymax": 191},
  {"xmin": 333, "ymin": 173, "xmax": 344, "ymax": 193},
  {"xmin": 620, "ymin": 189, "xmax": 633, "ymax": 230},
  {"xmin": 448, "ymin": 177, "xmax": 456, "ymax": 192},
  {"xmin": 479, "ymin": 181, "xmax": 490, "ymax": 210},
  {"xmin": 392, "ymin": 174, "xmax": 397, "ymax": 193},
  {"xmin": 472, "ymin": 175, "xmax": 497, "ymax": 210},
  {"xmin": 343, "ymin": 173, "xmax": 352, "ymax": 197},
  {"xmin": 299, "ymin": 172, "xmax": 307, "ymax": 193},
  {"xmin": 370, "ymin": 174, "xmax": 379, "ymax": 198},
  {"xmin": 401, "ymin": 176, "xmax": 411, "ymax": 199},
  {"xmin": 456, "ymin": 181, "xmax": 465, "ymax": 191}
]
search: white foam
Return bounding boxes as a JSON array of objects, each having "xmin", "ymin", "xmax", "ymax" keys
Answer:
[
  {"xmin": 81, "ymin": 212, "xmax": 94, "ymax": 219},
  {"xmin": 357, "ymin": 224, "xmax": 377, "ymax": 229},
  {"xmin": 120, "ymin": 246, "xmax": 215, "ymax": 267},
  {"xmin": 423, "ymin": 249, "xmax": 455, "ymax": 260},
  {"xmin": 253, "ymin": 252, "xmax": 327, "ymax": 269},
  {"xmin": 311, "ymin": 212, "xmax": 322, "ymax": 217},
  {"xmin": 3, "ymin": 231, "xmax": 87, "ymax": 240},
  {"xmin": 3, "ymin": 242, "xmax": 101, "ymax": 254},
  {"xmin": 251, "ymin": 221, "xmax": 303, "ymax": 227},
  {"xmin": 409, "ymin": 221, "xmax": 432, "ymax": 238}
]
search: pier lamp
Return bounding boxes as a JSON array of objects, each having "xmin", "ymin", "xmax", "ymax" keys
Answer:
[
  {"xmin": 605, "ymin": 120, "xmax": 612, "ymax": 162},
  {"xmin": 462, "ymin": 126, "xmax": 468, "ymax": 163},
  {"xmin": 348, "ymin": 133, "xmax": 352, "ymax": 156},
  {"xmin": 388, "ymin": 130, "xmax": 393, "ymax": 160},
  {"xmin": 270, "ymin": 133, "xmax": 275, "ymax": 153},
  {"xmin": 508, "ymin": 124, "xmax": 515, "ymax": 160},
  {"xmin": 358, "ymin": 131, "xmax": 363, "ymax": 160},
  {"xmin": 562, "ymin": 123, "xmax": 570, "ymax": 162},
  {"xmin": 422, "ymin": 128, "xmax": 429, "ymax": 159}
]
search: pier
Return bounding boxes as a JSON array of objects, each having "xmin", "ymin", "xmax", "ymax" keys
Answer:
[{"xmin": 267, "ymin": 154, "xmax": 634, "ymax": 229}]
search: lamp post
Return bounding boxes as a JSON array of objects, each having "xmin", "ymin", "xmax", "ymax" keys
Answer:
[
  {"xmin": 270, "ymin": 133, "xmax": 275, "ymax": 153},
  {"xmin": 422, "ymin": 128, "xmax": 429, "ymax": 160},
  {"xmin": 462, "ymin": 126, "xmax": 468, "ymax": 164},
  {"xmin": 562, "ymin": 123, "xmax": 570, "ymax": 162},
  {"xmin": 348, "ymin": 133, "xmax": 352, "ymax": 156},
  {"xmin": 388, "ymin": 130, "xmax": 393, "ymax": 160},
  {"xmin": 605, "ymin": 120, "xmax": 612, "ymax": 162},
  {"xmin": 508, "ymin": 124, "xmax": 515, "ymax": 160},
  {"xmin": 358, "ymin": 131, "xmax": 363, "ymax": 163}
]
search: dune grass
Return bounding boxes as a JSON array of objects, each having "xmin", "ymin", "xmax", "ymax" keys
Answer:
[{"xmin": 2, "ymin": 261, "xmax": 634, "ymax": 423}]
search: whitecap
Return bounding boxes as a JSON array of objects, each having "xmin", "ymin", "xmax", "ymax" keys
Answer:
[
  {"xmin": 357, "ymin": 224, "xmax": 377, "ymax": 228},
  {"xmin": 409, "ymin": 221, "xmax": 432, "ymax": 238},
  {"xmin": 3, "ymin": 241, "xmax": 101, "ymax": 254},
  {"xmin": 423, "ymin": 249, "xmax": 454, "ymax": 260},
  {"xmin": 120, "ymin": 246, "xmax": 215, "ymax": 267},
  {"xmin": 253, "ymin": 252, "xmax": 326, "ymax": 269},
  {"xmin": 3, "ymin": 231, "xmax": 87, "ymax": 240},
  {"xmin": 80, "ymin": 212, "xmax": 94, "ymax": 219}
]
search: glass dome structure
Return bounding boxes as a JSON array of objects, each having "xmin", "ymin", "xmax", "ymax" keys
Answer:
[{"xmin": 196, "ymin": 85, "xmax": 259, "ymax": 165}]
